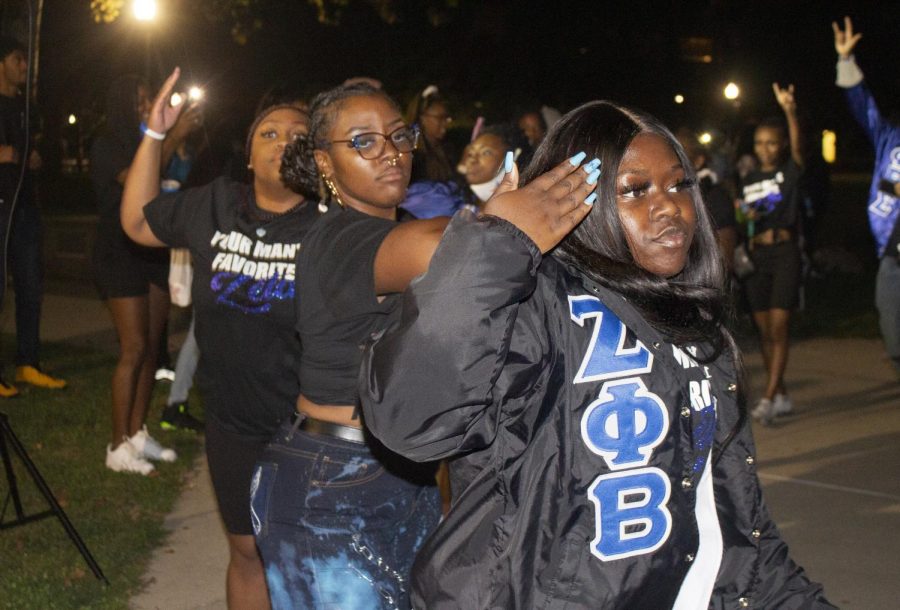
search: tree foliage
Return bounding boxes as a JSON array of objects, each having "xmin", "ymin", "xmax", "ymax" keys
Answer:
[{"xmin": 90, "ymin": 0, "xmax": 459, "ymax": 42}]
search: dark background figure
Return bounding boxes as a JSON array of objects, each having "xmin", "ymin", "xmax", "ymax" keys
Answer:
[
  {"xmin": 0, "ymin": 36, "xmax": 65, "ymax": 397},
  {"xmin": 833, "ymin": 16, "xmax": 900, "ymax": 376},
  {"xmin": 740, "ymin": 84, "xmax": 806, "ymax": 423},
  {"xmin": 676, "ymin": 126, "xmax": 739, "ymax": 273}
]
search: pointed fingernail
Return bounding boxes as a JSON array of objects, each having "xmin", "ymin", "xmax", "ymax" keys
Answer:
[
  {"xmin": 583, "ymin": 158, "xmax": 601, "ymax": 173},
  {"xmin": 568, "ymin": 151, "xmax": 587, "ymax": 166},
  {"xmin": 584, "ymin": 192, "xmax": 598, "ymax": 206},
  {"xmin": 587, "ymin": 169, "xmax": 601, "ymax": 185},
  {"xmin": 504, "ymin": 151, "xmax": 514, "ymax": 174}
]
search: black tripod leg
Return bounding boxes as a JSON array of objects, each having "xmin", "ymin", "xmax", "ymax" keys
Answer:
[
  {"xmin": 0, "ymin": 423, "xmax": 26, "ymax": 521},
  {"xmin": 0, "ymin": 414, "xmax": 109, "ymax": 584}
]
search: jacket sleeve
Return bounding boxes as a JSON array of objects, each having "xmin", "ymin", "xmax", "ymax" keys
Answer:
[
  {"xmin": 713, "ymin": 412, "xmax": 836, "ymax": 609},
  {"xmin": 837, "ymin": 56, "xmax": 883, "ymax": 146},
  {"xmin": 359, "ymin": 210, "xmax": 542, "ymax": 462}
]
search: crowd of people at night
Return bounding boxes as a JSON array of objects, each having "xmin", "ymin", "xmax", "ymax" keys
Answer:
[{"xmin": 3, "ymin": 12, "xmax": 899, "ymax": 610}]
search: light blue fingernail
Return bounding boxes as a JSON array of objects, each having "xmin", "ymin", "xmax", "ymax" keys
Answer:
[
  {"xmin": 587, "ymin": 169, "xmax": 600, "ymax": 185},
  {"xmin": 583, "ymin": 158, "xmax": 601, "ymax": 173},
  {"xmin": 569, "ymin": 151, "xmax": 587, "ymax": 166},
  {"xmin": 584, "ymin": 192, "xmax": 598, "ymax": 206},
  {"xmin": 504, "ymin": 151, "xmax": 514, "ymax": 173}
]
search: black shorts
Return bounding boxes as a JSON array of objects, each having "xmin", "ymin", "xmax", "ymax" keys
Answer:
[
  {"xmin": 742, "ymin": 241, "xmax": 801, "ymax": 312},
  {"xmin": 93, "ymin": 221, "xmax": 169, "ymax": 299},
  {"xmin": 205, "ymin": 416, "xmax": 271, "ymax": 536}
]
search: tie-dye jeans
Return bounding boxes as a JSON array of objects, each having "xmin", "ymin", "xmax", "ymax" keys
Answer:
[{"xmin": 251, "ymin": 414, "xmax": 442, "ymax": 609}]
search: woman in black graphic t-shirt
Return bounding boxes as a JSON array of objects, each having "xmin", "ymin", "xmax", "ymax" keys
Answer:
[
  {"xmin": 120, "ymin": 67, "xmax": 312, "ymax": 610},
  {"xmin": 739, "ymin": 83, "xmax": 806, "ymax": 424}
]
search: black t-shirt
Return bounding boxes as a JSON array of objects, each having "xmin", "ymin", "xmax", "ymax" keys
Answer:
[
  {"xmin": 145, "ymin": 177, "xmax": 320, "ymax": 438},
  {"xmin": 89, "ymin": 131, "xmax": 138, "ymax": 221},
  {"xmin": 0, "ymin": 92, "xmax": 33, "ymax": 203},
  {"xmin": 740, "ymin": 159, "xmax": 802, "ymax": 234},
  {"xmin": 700, "ymin": 178, "xmax": 736, "ymax": 230},
  {"xmin": 296, "ymin": 206, "xmax": 397, "ymax": 406}
]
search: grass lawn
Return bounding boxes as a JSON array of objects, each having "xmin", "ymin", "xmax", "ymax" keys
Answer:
[{"xmin": 0, "ymin": 337, "xmax": 203, "ymax": 610}]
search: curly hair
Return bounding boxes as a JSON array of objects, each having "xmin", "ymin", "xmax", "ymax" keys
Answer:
[
  {"xmin": 523, "ymin": 100, "xmax": 734, "ymax": 358},
  {"xmin": 280, "ymin": 82, "xmax": 400, "ymax": 201}
]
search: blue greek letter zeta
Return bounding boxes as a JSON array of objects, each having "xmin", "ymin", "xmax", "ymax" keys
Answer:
[
  {"xmin": 588, "ymin": 467, "xmax": 672, "ymax": 561},
  {"xmin": 568, "ymin": 295, "xmax": 653, "ymax": 383},
  {"xmin": 580, "ymin": 377, "xmax": 669, "ymax": 470}
]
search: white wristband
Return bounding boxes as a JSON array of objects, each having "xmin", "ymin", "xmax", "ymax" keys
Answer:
[{"xmin": 143, "ymin": 126, "xmax": 166, "ymax": 141}]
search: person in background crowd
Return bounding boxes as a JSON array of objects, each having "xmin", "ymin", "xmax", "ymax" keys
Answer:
[
  {"xmin": 739, "ymin": 84, "xmax": 805, "ymax": 424},
  {"xmin": 676, "ymin": 127, "xmax": 738, "ymax": 272},
  {"xmin": 0, "ymin": 36, "xmax": 66, "ymax": 396},
  {"xmin": 833, "ymin": 16, "xmax": 900, "ymax": 376},
  {"xmin": 517, "ymin": 109, "xmax": 547, "ymax": 149},
  {"xmin": 462, "ymin": 124, "xmax": 519, "ymax": 208},
  {"xmin": 121, "ymin": 67, "xmax": 312, "ymax": 609},
  {"xmin": 360, "ymin": 100, "xmax": 833, "ymax": 609},
  {"xmin": 90, "ymin": 73, "xmax": 200, "ymax": 474},
  {"xmin": 399, "ymin": 85, "xmax": 465, "ymax": 219}
]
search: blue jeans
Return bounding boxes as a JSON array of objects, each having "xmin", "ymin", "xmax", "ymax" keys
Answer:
[
  {"xmin": 876, "ymin": 256, "xmax": 900, "ymax": 374},
  {"xmin": 251, "ymin": 415, "xmax": 441, "ymax": 610}
]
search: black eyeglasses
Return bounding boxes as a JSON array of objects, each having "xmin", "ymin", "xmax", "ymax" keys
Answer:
[{"xmin": 331, "ymin": 125, "xmax": 420, "ymax": 160}]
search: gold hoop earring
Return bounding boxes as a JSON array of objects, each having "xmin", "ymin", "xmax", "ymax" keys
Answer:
[{"xmin": 323, "ymin": 176, "xmax": 344, "ymax": 208}]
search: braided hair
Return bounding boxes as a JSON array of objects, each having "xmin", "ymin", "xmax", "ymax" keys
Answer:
[{"xmin": 281, "ymin": 82, "xmax": 400, "ymax": 203}]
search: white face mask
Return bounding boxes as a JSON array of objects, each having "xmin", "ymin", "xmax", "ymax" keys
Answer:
[{"xmin": 469, "ymin": 169, "xmax": 505, "ymax": 202}]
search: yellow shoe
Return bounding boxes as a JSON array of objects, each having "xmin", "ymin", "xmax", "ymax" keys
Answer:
[
  {"xmin": 0, "ymin": 379, "xmax": 19, "ymax": 398},
  {"xmin": 15, "ymin": 365, "xmax": 67, "ymax": 390}
]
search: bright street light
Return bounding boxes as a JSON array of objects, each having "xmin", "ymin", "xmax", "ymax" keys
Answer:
[
  {"xmin": 67, "ymin": 114, "xmax": 77, "ymax": 125},
  {"xmin": 189, "ymin": 86, "xmax": 205, "ymax": 101},
  {"xmin": 699, "ymin": 132, "xmax": 713, "ymax": 145},
  {"xmin": 133, "ymin": 0, "xmax": 158, "ymax": 22},
  {"xmin": 674, "ymin": 94, "xmax": 685, "ymax": 104},
  {"xmin": 723, "ymin": 82, "xmax": 740, "ymax": 100}
]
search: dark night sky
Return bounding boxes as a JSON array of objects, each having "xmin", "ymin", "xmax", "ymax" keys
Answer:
[{"xmin": 6, "ymin": 0, "xmax": 900, "ymax": 168}]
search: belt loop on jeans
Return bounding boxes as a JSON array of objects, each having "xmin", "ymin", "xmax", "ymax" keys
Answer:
[
  {"xmin": 286, "ymin": 411, "xmax": 305, "ymax": 441},
  {"xmin": 299, "ymin": 416, "xmax": 366, "ymax": 444}
]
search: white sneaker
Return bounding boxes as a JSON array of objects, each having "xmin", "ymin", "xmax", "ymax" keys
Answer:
[
  {"xmin": 751, "ymin": 398, "xmax": 774, "ymax": 424},
  {"xmin": 773, "ymin": 393, "xmax": 793, "ymax": 416},
  {"xmin": 106, "ymin": 440, "xmax": 154, "ymax": 475},
  {"xmin": 129, "ymin": 426, "xmax": 177, "ymax": 462}
]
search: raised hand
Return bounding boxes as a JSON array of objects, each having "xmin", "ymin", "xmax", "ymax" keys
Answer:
[
  {"xmin": 484, "ymin": 151, "xmax": 599, "ymax": 253},
  {"xmin": 772, "ymin": 83, "xmax": 797, "ymax": 115},
  {"xmin": 145, "ymin": 67, "xmax": 187, "ymax": 136},
  {"xmin": 832, "ymin": 16, "xmax": 862, "ymax": 58}
]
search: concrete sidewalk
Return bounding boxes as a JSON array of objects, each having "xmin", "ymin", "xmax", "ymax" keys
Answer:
[{"xmin": 5, "ymin": 283, "xmax": 899, "ymax": 609}]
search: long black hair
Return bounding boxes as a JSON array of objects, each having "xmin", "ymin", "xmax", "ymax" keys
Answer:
[
  {"xmin": 524, "ymin": 101, "xmax": 734, "ymax": 359},
  {"xmin": 281, "ymin": 82, "xmax": 401, "ymax": 202}
]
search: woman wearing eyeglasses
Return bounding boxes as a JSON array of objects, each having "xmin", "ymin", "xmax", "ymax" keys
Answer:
[{"xmin": 250, "ymin": 82, "xmax": 597, "ymax": 609}]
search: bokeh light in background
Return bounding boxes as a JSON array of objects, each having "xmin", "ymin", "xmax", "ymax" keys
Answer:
[{"xmin": 723, "ymin": 82, "xmax": 740, "ymax": 100}]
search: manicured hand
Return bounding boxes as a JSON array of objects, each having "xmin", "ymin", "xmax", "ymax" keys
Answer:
[
  {"xmin": 146, "ymin": 67, "xmax": 186, "ymax": 135},
  {"xmin": 484, "ymin": 151, "xmax": 599, "ymax": 253},
  {"xmin": 772, "ymin": 83, "xmax": 797, "ymax": 115},
  {"xmin": 832, "ymin": 16, "xmax": 862, "ymax": 58}
]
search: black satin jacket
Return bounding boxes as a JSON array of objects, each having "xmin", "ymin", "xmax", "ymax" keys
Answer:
[{"xmin": 361, "ymin": 212, "xmax": 834, "ymax": 610}]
